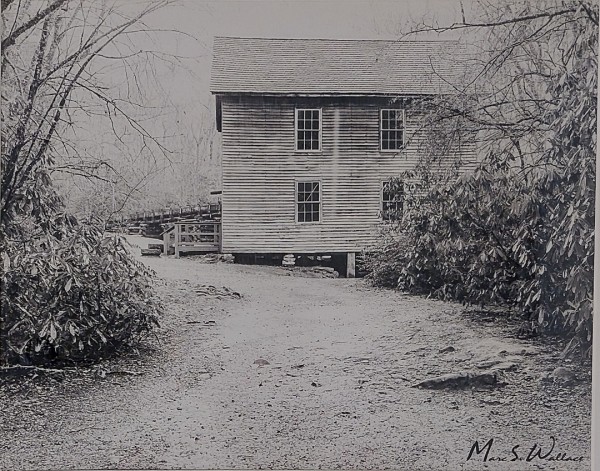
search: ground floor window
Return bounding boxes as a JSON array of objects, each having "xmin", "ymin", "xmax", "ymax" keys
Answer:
[
  {"xmin": 297, "ymin": 181, "xmax": 321, "ymax": 222},
  {"xmin": 382, "ymin": 179, "xmax": 404, "ymax": 221}
]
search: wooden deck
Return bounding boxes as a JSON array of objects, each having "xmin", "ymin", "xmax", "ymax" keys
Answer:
[{"xmin": 164, "ymin": 221, "xmax": 221, "ymax": 257}]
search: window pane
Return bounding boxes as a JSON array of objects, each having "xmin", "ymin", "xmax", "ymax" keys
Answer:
[
  {"xmin": 388, "ymin": 110, "xmax": 397, "ymax": 127},
  {"xmin": 383, "ymin": 182, "xmax": 390, "ymax": 201},
  {"xmin": 394, "ymin": 113, "xmax": 403, "ymax": 129},
  {"xmin": 298, "ymin": 204, "xmax": 305, "ymax": 222}
]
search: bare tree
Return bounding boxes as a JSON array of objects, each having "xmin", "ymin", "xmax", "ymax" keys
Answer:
[
  {"xmin": 405, "ymin": 0, "xmax": 598, "ymax": 175},
  {"xmin": 0, "ymin": 0, "xmax": 181, "ymax": 234}
]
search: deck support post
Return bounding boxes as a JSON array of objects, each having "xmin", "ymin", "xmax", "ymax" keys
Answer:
[
  {"xmin": 346, "ymin": 252, "xmax": 356, "ymax": 278},
  {"xmin": 163, "ymin": 227, "xmax": 171, "ymax": 256},
  {"xmin": 174, "ymin": 224, "xmax": 180, "ymax": 258}
]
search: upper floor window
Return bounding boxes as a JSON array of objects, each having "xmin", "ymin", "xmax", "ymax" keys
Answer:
[
  {"xmin": 380, "ymin": 109, "xmax": 405, "ymax": 151},
  {"xmin": 296, "ymin": 109, "xmax": 321, "ymax": 151}
]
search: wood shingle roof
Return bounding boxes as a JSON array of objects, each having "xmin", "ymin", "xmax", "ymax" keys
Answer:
[{"xmin": 210, "ymin": 37, "xmax": 464, "ymax": 96}]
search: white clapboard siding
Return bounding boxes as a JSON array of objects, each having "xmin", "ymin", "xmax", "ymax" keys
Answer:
[{"xmin": 220, "ymin": 95, "xmax": 476, "ymax": 253}]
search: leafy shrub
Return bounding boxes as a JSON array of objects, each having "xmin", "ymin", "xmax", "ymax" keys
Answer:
[
  {"xmin": 366, "ymin": 3, "xmax": 596, "ymax": 358},
  {"xmin": 366, "ymin": 157, "xmax": 593, "ymax": 357},
  {"xmin": 1, "ymin": 214, "xmax": 161, "ymax": 366},
  {"xmin": 363, "ymin": 228, "xmax": 410, "ymax": 289}
]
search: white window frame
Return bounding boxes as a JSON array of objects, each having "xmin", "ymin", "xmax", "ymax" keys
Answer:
[
  {"xmin": 380, "ymin": 109, "xmax": 406, "ymax": 152},
  {"xmin": 295, "ymin": 180, "xmax": 322, "ymax": 223},
  {"xmin": 295, "ymin": 108, "xmax": 322, "ymax": 152}
]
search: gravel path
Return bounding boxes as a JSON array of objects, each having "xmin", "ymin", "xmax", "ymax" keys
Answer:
[{"xmin": 0, "ymin": 235, "xmax": 591, "ymax": 470}]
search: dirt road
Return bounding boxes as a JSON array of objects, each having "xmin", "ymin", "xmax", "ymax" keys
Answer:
[{"xmin": 0, "ymin": 236, "xmax": 591, "ymax": 470}]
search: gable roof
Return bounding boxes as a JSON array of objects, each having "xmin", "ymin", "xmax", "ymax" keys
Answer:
[{"xmin": 210, "ymin": 37, "xmax": 464, "ymax": 96}]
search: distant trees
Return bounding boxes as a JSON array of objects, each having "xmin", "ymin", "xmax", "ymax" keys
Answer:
[{"xmin": 367, "ymin": 0, "xmax": 597, "ymax": 357}]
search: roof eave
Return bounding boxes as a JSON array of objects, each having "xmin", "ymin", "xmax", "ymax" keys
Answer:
[{"xmin": 210, "ymin": 91, "xmax": 444, "ymax": 97}]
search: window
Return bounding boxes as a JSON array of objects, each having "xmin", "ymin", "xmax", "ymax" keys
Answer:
[
  {"xmin": 296, "ymin": 109, "xmax": 321, "ymax": 151},
  {"xmin": 382, "ymin": 179, "xmax": 404, "ymax": 221},
  {"xmin": 297, "ymin": 181, "xmax": 321, "ymax": 222},
  {"xmin": 380, "ymin": 109, "xmax": 405, "ymax": 151}
]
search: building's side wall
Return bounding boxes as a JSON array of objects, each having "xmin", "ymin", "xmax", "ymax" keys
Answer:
[{"xmin": 219, "ymin": 95, "xmax": 475, "ymax": 253}]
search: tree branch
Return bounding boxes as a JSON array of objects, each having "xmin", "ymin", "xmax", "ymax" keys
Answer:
[{"xmin": 1, "ymin": 0, "xmax": 68, "ymax": 53}]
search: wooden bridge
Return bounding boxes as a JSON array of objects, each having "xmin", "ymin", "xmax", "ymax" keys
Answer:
[
  {"xmin": 110, "ymin": 199, "xmax": 223, "ymax": 256},
  {"xmin": 115, "ymin": 202, "xmax": 221, "ymax": 226}
]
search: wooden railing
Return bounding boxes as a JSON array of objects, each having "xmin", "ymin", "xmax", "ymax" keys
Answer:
[
  {"xmin": 165, "ymin": 221, "xmax": 221, "ymax": 257},
  {"xmin": 127, "ymin": 203, "xmax": 221, "ymax": 224}
]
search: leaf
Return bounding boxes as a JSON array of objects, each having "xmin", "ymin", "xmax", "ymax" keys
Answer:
[
  {"xmin": 49, "ymin": 323, "xmax": 57, "ymax": 342},
  {"xmin": 65, "ymin": 278, "xmax": 72, "ymax": 292}
]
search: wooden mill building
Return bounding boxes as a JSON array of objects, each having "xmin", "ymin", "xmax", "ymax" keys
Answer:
[{"xmin": 210, "ymin": 37, "xmax": 472, "ymax": 276}]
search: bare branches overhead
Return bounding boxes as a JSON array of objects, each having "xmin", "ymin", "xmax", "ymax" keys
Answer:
[
  {"xmin": 1, "ymin": 0, "xmax": 180, "ymax": 229},
  {"xmin": 1, "ymin": 0, "xmax": 68, "ymax": 52}
]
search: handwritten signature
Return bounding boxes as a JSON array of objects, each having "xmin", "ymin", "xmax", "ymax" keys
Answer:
[{"xmin": 466, "ymin": 437, "xmax": 584, "ymax": 463}]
